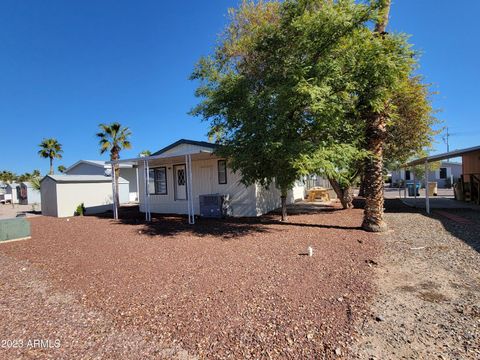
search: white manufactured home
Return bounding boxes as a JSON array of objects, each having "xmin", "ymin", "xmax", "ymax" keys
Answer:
[
  {"xmin": 65, "ymin": 160, "xmax": 138, "ymax": 202},
  {"xmin": 110, "ymin": 139, "xmax": 305, "ymax": 222}
]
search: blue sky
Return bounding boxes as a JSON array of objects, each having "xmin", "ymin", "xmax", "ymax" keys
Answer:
[{"xmin": 1, "ymin": 0, "xmax": 479, "ymax": 174}]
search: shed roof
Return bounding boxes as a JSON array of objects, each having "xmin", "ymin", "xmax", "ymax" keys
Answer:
[
  {"xmin": 65, "ymin": 160, "xmax": 133, "ymax": 173},
  {"xmin": 41, "ymin": 175, "xmax": 128, "ymax": 184},
  {"xmin": 405, "ymin": 145, "xmax": 480, "ymax": 166}
]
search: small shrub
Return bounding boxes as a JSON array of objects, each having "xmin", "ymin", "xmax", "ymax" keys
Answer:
[{"xmin": 75, "ymin": 203, "xmax": 86, "ymax": 216}]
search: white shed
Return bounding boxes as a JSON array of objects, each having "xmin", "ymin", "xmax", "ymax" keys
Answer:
[
  {"xmin": 18, "ymin": 182, "xmax": 42, "ymax": 205},
  {"xmin": 40, "ymin": 175, "xmax": 129, "ymax": 218},
  {"xmin": 5, "ymin": 183, "xmax": 20, "ymax": 204}
]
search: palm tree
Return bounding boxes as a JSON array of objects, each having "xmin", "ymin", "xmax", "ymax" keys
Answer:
[
  {"xmin": 96, "ymin": 122, "xmax": 132, "ymax": 207},
  {"xmin": 38, "ymin": 138, "xmax": 63, "ymax": 175},
  {"xmin": 361, "ymin": 0, "xmax": 391, "ymax": 233},
  {"xmin": 57, "ymin": 165, "xmax": 67, "ymax": 173}
]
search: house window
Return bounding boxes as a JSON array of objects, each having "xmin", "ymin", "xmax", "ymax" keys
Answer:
[
  {"xmin": 405, "ymin": 170, "xmax": 411, "ymax": 181},
  {"xmin": 218, "ymin": 160, "xmax": 227, "ymax": 184},
  {"xmin": 148, "ymin": 167, "xmax": 167, "ymax": 195},
  {"xmin": 439, "ymin": 168, "xmax": 447, "ymax": 179}
]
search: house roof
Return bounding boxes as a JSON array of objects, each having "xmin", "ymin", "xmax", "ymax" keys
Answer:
[
  {"xmin": 152, "ymin": 139, "xmax": 218, "ymax": 156},
  {"xmin": 42, "ymin": 175, "xmax": 128, "ymax": 184},
  {"xmin": 6, "ymin": 182, "xmax": 19, "ymax": 188},
  {"xmin": 65, "ymin": 160, "xmax": 133, "ymax": 172},
  {"xmin": 405, "ymin": 145, "xmax": 480, "ymax": 166}
]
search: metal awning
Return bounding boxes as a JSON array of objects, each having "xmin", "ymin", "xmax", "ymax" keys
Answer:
[
  {"xmin": 402, "ymin": 144, "xmax": 480, "ymax": 215},
  {"xmin": 405, "ymin": 145, "xmax": 480, "ymax": 166}
]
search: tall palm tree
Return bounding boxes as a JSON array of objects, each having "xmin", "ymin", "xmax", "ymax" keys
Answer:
[
  {"xmin": 38, "ymin": 138, "xmax": 63, "ymax": 175},
  {"xmin": 361, "ymin": 0, "xmax": 391, "ymax": 233},
  {"xmin": 96, "ymin": 122, "xmax": 132, "ymax": 207}
]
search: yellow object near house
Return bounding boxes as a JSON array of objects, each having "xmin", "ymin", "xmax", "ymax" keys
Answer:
[{"xmin": 307, "ymin": 187, "xmax": 330, "ymax": 202}]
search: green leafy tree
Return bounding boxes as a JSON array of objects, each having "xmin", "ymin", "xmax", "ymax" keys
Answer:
[
  {"xmin": 57, "ymin": 165, "xmax": 67, "ymax": 173},
  {"xmin": 96, "ymin": 122, "xmax": 132, "ymax": 207},
  {"xmin": 191, "ymin": 0, "xmax": 373, "ymax": 220},
  {"xmin": 38, "ymin": 138, "xmax": 63, "ymax": 175}
]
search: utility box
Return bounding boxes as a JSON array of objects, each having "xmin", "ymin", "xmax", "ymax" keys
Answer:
[
  {"xmin": 199, "ymin": 194, "xmax": 227, "ymax": 218},
  {"xmin": 0, "ymin": 218, "xmax": 31, "ymax": 242}
]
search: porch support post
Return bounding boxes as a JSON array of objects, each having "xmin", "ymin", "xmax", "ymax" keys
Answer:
[
  {"xmin": 135, "ymin": 166, "xmax": 139, "ymax": 202},
  {"xmin": 413, "ymin": 170, "xmax": 417, "ymax": 200},
  {"xmin": 425, "ymin": 160, "xmax": 430, "ymax": 214},
  {"xmin": 146, "ymin": 160, "xmax": 151, "ymax": 222},
  {"xmin": 143, "ymin": 160, "xmax": 149, "ymax": 222},
  {"xmin": 186, "ymin": 154, "xmax": 195, "ymax": 224},
  {"xmin": 111, "ymin": 163, "xmax": 118, "ymax": 220}
]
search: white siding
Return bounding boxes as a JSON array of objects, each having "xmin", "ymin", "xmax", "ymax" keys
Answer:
[
  {"xmin": 138, "ymin": 158, "xmax": 258, "ymax": 217},
  {"xmin": 41, "ymin": 179, "xmax": 129, "ymax": 218},
  {"xmin": 139, "ymin": 157, "xmax": 305, "ymax": 217},
  {"xmin": 255, "ymin": 181, "xmax": 305, "ymax": 216}
]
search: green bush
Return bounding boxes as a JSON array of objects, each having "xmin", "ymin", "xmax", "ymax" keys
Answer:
[{"xmin": 75, "ymin": 203, "xmax": 86, "ymax": 216}]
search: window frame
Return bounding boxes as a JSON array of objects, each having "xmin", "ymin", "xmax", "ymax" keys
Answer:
[
  {"xmin": 149, "ymin": 166, "xmax": 168, "ymax": 195},
  {"xmin": 218, "ymin": 160, "xmax": 227, "ymax": 184}
]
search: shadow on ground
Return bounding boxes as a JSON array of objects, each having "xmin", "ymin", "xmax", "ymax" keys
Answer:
[
  {"xmin": 355, "ymin": 197, "xmax": 480, "ymax": 253},
  {"xmin": 90, "ymin": 202, "xmax": 361, "ymax": 239}
]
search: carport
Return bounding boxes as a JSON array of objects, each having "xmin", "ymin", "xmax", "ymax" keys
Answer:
[{"xmin": 405, "ymin": 144, "xmax": 480, "ymax": 214}]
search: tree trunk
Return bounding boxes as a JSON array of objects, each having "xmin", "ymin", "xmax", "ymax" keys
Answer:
[
  {"xmin": 329, "ymin": 178, "xmax": 354, "ymax": 209},
  {"xmin": 111, "ymin": 150, "xmax": 120, "ymax": 210},
  {"xmin": 361, "ymin": 0, "xmax": 391, "ymax": 233},
  {"xmin": 280, "ymin": 188, "xmax": 288, "ymax": 221},
  {"xmin": 49, "ymin": 157, "xmax": 54, "ymax": 175},
  {"xmin": 358, "ymin": 171, "xmax": 366, "ymax": 197},
  {"xmin": 362, "ymin": 113, "xmax": 388, "ymax": 232}
]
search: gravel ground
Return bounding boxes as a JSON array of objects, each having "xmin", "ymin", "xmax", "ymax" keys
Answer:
[
  {"xmin": 0, "ymin": 203, "xmax": 380, "ymax": 359},
  {"xmin": 353, "ymin": 200, "xmax": 480, "ymax": 359}
]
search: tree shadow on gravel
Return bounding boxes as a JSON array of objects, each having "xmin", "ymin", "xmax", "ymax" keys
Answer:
[
  {"xmin": 357, "ymin": 197, "xmax": 480, "ymax": 254},
  {"xmin": 91, "ymin": 204, "xmax": 360, "ymax": 239}
]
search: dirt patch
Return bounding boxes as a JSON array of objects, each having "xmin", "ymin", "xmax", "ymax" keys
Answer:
[
  {"xmin": 0, "ymin": 204, "xmax": 380, "ymax": 359},
  {"xmin": 352, "ymin": 201, "xmax": 480, "ymax": 359}
]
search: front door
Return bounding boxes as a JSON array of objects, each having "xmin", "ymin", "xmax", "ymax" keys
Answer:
[{"xmin": 174, "ymin": 164, "xmax": 187, "ymax": 200}]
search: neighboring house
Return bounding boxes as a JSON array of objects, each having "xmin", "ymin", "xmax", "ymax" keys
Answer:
[
  {"xmin": 5, "ymin": 183, "xmax": 20, "ymax": 204},
  {"xmin": 391, "ymin": 160, "xmax": 462, "ymax": 188},
  {"xmin": 18, "ymin": 182, "xmax": 41, "ymax": 205},
  {"xmin": 110, "ymin": 139, "xmax": 305, "ymax": 219},
  {"xmin": 41, "ymin": 175, "xmax": 129, "ymax": 217},
  {"xmin": 65, "ymin": 160, "xmax": 138, "ymax": 202}
]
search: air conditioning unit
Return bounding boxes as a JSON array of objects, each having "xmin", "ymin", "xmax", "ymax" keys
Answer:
[{"xmin": 199, "ymin": 194, "xmax": 230, "ymax": 218}]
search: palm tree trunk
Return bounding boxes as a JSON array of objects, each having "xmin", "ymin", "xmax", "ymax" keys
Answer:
[
  {"xmin": 362, "ymin": 113, "xmax": 388, "ymax": 232},
  {"xmin": 329, "ymin": 178, "xmax": 354, "ymax": 209},
  {"xmin": 111, "ymin": 150, "xmax": 120, "ymax": 210},
  {"xmin": 361, "ymin": 0, "xmax": 391, "ymax": 233},
  {"xmin": 49, "ymin": 157, "xmax": 54, "ymax": 175}
]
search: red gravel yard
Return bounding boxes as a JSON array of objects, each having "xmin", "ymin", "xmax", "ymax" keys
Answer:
[{"xmin": 0, "ymin": 204, "xmax": 380, "ymax": 359}]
